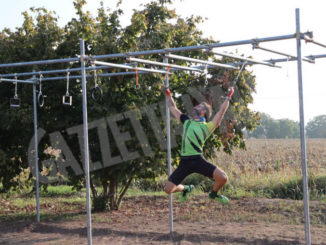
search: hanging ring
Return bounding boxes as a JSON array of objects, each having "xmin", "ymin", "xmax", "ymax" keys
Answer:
[
  {"xmin": 91, "ymin": 85, "xmax": 103, "ymax": 102},
  {"xmin": 91, "ymin": 67, "xmax": 103, "ymax": 102}
]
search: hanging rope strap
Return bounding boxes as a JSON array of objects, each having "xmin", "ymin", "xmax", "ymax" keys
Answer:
[
  {"xmin": 38, "ymin": 73, "xmax": 45, "ymax": 107},
  {"xmin": 135, "ymin": 66, "xmax": 140, "ymax": 89},
  {"xmin": 63, "ymin": 70, "xmax": 72, "ymax": 106},
  {"xmin": 162, "ymin": 65, "xmax": 172, "ymax": 96},
  {"xmin": 204, "ymin": 62, "xmax": 209, "ymax": 85},
  {"xmin": 10, "ymin": 75, "xmax": 20, "ymax": 108},
  {"xmin": 225, "ymin": 62, "xmax": 247, "ymax": 101},
  {"xmin": 163, "ymin": 65, "xmax": 172, "ymax": 84},
  {"xmin": 231, "ymin": 61, "xmax": 247, "ymax": 87},
  {"xmin": 14, "ymin": 76, "xmax": 18, "ymax": 99},
  {"xmin": 65, "ymin": 71, "xmax": 70, "ymax": 97}
]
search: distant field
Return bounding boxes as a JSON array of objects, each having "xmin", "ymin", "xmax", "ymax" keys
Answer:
[
  {"xmin": 214, "ymin": 138, "xmax": 326, "ymax": 174},
  {"xmin": 211, "ymin": 138, "xmax": 326, "ymax": 198}
]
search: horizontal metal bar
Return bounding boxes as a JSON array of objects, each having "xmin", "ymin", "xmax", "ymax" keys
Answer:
[
  {"xmin": 127, "ymin": 57, "xmax": 203, "ymax": 72},
  {"xmin": 0, "ymin": 57, "xmax": 79, "ymax": 69},
  {"xmin": 263, "ymin": 56, "xmax": 313, "ymax": 64},
  {"xmin": 0, "ymin": 77, "xmax": 37, "ymax": 84},
  {"xmin": 164, "ymin": 53, "xmax": 238, "ymax": 70},
  {"xmin": 91, "ymin": 33, "xmax": 298, "ymax": 60},
  {"xmin": 0, "ymin": 65, "xmax": 110, "ymax": 78},
  {"xmin": 212, "ymin": 51, "xmax": 280, "ymax": 68},
  {"xmin": 0, "ymin": 33, "xmax": 299, "ymax": 69},
  {"xmin": 37, "ymin": 70, "xmax": 155, "ymax": 81},
  {"xmin": 305, "ymin": 54, "xmax": 326, "ymax": 60},
  {"xmin": 264, "ymin": 57, "xmax": 297, "ymax": 64},
  {"xmin": 252, "ymin": 43, "xmax": 314, "ymax": 63},
  {"xmin": 93, "ymin": 60, "xmax": 171, "ymax": 74},
  {"xmin": 303, "ymin": 35, "xmax": 326, "ymax": 49}
]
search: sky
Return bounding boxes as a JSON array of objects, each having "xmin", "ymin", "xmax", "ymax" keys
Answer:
[{"xmin": 0, "ymin": 0, "xmax": 325, "ymax": 123}]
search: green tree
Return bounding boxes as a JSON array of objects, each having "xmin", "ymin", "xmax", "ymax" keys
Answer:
[
  {"xmin": 279, "ymin": 119, "xmax": 299, "ymax": 138},
  {"xmin": 247, "ymin": 113, "xmax": 299, "ymax": 139},
  {"xmin": 0, "ymin": 0, "xmax": 259, "ymax": 210},
  {"xmin": 0, "ymin": 7, "xmax": 63, "ymax": 192},
  {"xmin": 306, "ymin": 115, "xmax": 326, "ymax": 138}
]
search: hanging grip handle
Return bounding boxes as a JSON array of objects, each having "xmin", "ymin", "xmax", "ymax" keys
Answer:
[
  {"xmin": 63, "ymin": 71, "xmax": 72, "ymax": 106},
  {"xmin": 10, "ymin": 77, "xmax": 20, "ymax": 108}
]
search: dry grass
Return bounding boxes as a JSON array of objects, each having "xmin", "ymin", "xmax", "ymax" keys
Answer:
[{"xmin": 213, "ymin": 139, "xmax": 326, "ymax": 193}]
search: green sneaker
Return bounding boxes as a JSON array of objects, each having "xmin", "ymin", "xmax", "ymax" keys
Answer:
[
  {"xmin": 179, "ymin": 185, "xmax": 194, "ymax": 202},
  {"xmin": 208, "ymin": 192, "xmax": 229, "ymax": 204}
]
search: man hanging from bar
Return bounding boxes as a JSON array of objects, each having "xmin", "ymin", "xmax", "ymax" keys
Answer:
[{"xmin": 163, "ymin": 84, "xmax": 234, "ymax": 204}]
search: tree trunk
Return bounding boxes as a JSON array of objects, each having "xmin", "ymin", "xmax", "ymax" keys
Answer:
[
  {"xmin": 108, "ymin": 177, "xmax": 133, "ymax": 211},
  {"xmin": 117, "ymin": 177, "xmax": 133, "ymax": 208},
  {"xmin": 103, "ymin": 181, "xmax": 108, "ymax": 197},
  {"xmin": 90, "ymin": 177, "xmax": 98, "ymax": 199},
  {"xmin": 109, "ymin": 178, "xmax": 118, "ymax": 210}
]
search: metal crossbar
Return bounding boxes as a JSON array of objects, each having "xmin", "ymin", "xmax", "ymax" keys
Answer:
[
  {"xmin": 212, "ymin": 51, "xmax": 281, "ymax": 68},
  {"xmin": 0, "ymin": 57, "xmax": 79, "ymax": 68},
  {"xmin": 93, "ymin": 60, "xmax": 172, "ymax": 75},
  {"xmin": 164, "ymin": 53, "xmax": 238, "ymax": 70},
  {"xmin": 0, "ymin": 33, "xmax": 304, "ymax": 69},
  {"xmin": 0, "ymin": 65, "xmax": 110, "ymax": 78},
  {"xmin": 305, "ymin": 54, "xmax": 326, "ymax": 60},
  {"xmin": 252, "ymin": 43, "xmax": 314, "ymax": 63},
  {"xmin": 0, "ymin": 77, "xmax": 37, "ymax": 84},
  {"xmin": 127, "ymin": 57, "xmax": 203, "ymax": 72}
]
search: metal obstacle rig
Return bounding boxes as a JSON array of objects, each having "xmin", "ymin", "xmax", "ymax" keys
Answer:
[{"xmin": 0, "ymin": 8, "xmax": 325, "ymax": 245}]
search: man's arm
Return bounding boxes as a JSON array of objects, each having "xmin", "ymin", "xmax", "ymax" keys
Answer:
[
  {"xmin": 164, "ymin": 88, "xmax": 182, "ymax": 121},
  {"xmin": 212, "ymin": 87, "xmax": 234, "ymax": 128}
]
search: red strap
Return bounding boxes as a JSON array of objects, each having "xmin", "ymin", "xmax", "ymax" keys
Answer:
[
  {"xmin": 227, "ymin": 87, "xmax": 234, "ymax": 99},
  {"xmin": 135, "ymin": 67, "xmax": 139, "ymax": 87},
  {"xmin": 163, "ymin": 65, "xmax": 172, "ymax": 81},
  {"xmin": 165, "ymin": 88, "xmax": 171, "ymax": 96}
]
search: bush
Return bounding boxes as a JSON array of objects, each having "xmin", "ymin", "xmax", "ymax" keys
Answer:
[
  {"xmin": 92, "ymin": 195, "xmax": 109, "ymax": 212},
  {"xmin": 132, "ymin": 176, "xmax": 166, "ymax": 192},
  {"xmin": 263, "ymin": 175, "xmax": 326, "ymax": 200}
]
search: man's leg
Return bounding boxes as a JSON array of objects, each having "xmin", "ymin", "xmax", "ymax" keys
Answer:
[
  {"xmin": 164, "ymin": 181, "xmax": 185, "ymax": 194},
  {"xmin": 164, "ymin": 181, "xmax": 194, "ymax": 202},
  {"xmin": 164, "ymin": 158, "xmax": 194, "ymax": 201},
  {"xmin": 212, "ymin": 166, "xmax": 228, "ymax": 192},
  {"xmin": 209, "ymin": 166, "xmax": 229, "ymax": 204}
]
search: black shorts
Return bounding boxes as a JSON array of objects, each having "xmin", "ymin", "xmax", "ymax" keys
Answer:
[{"xmin": 168, "ymin": 155, "xmax": 216, "ymax": 185}]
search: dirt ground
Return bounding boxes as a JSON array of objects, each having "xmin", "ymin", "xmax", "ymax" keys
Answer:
[{"xmin": 0, "ymin": 195, "xmax": 325, "ymax": 245}]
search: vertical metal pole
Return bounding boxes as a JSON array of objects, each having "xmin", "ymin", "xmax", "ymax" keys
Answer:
[
  {"xmin": 295, "ymin": 8, "xmax": 311, "ymax": 245},
  {"xmin": 80, "ymin": 39, "xmax": 92, "ymax": 245},
  {"xmin": 33, "ymin": 80, "xmax": 40, "ymax": 223},
  {"xmin": 164, "ymin": 57, "xmax": 174, "ymax": 233}
]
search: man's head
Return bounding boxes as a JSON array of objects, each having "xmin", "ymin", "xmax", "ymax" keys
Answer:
[{"xmin": 193, "ymin": 102, "xmax": 212, "ymax": 120}]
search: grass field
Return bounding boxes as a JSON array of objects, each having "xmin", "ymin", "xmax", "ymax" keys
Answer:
[{"xmin": 0, "ymin": 139, "xmax": 325, "ymax": 244}]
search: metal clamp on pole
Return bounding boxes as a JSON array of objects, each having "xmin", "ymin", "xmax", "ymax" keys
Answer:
[
  {"xmin": 38, "ymin": 73, "xmax": 46, "ymax": 107},
  {"xmin": 90, "ymin": 62, "xmax": 103, "ymax": 102},
  {"xmin": 10, "ymin": 76, "xmax": 20, "ymax": 108},
  {"xmin": 63, "ymin": 71, "xmax": 72, "ymax": 106}
]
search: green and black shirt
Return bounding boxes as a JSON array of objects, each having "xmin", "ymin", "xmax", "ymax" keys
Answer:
[{"xmin": 180, "ymin": 114, "xmax": 216, "ymax": 156}]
